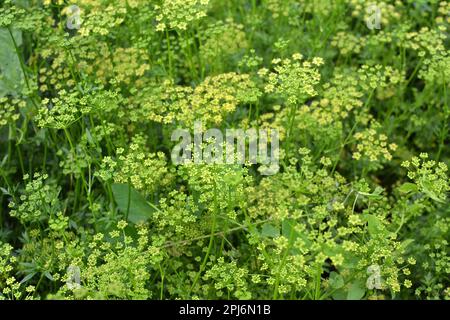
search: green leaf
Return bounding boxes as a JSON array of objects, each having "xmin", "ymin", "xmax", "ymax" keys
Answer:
[
  {"xmin": 359, "ymin": 186, "xmax": 384, "ymax": 199},
  {"xmin": 347, "ymin": 281, "xmax": 366, "ymax": 300},
  {"xmin": 85, "ymin": 128, "xmax": 95, "ymax": 146},
  {"xmin": 20, "ymin": 272, "xmax": 36, "ymax": 284},
  {"xmin": 363, "ymin": 214, "xmax": 384, "ymax": 237},
  {"xmin": 373, "ymin": 186, "xmax": 384, "ymax": 195},
  {"xmin": 340, "ymin": 254, "xmax": 360, "ymax": 269},
  {"xmin": 44, "ymin": 271, "xmax": 54, "ymax": 281},
  {"xmin": 329, "ymin": 272, "xmax": 344, "ymax": 289},
  {"xmin": 111, "ymin": 183, "xmax": 155, "ymax": 224},
  {"xmin": 421, "ymin": 180, "xmax": 445, "ymax": 203},
  {"xmin": 331, "ymin": 288, "xmax": 347, "ymax": 300},
  {"xmin": 398, "ymin": 239, "xmax": 415, "ymax": 252},
  {"xmin": 260, "ymin": 223, "xmax": 279, "ymax": 238},
  {"xmin": 282, "ymin": 218, "xmax": 296, "ymax": 239},
  {"xmin": 398, "ymin": 182, "xmax": 418, "ymax": 194},
  {"xmin": 0, "ymin": 28, "xmax": 25, "ymax": 97}
]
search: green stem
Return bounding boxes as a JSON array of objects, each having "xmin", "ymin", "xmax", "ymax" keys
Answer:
[{"xmin": 165, "ymin": 30, "xmax": 174, "ymax": 78}]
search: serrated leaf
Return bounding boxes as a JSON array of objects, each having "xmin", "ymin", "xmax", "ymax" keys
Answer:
[
  {"xmin": 260, "ymin": 223, "xmax": 279, "ymax": 238},
  {"xmin": 112, "ymin": 183, "xmax": 155, "ymax": 224}
]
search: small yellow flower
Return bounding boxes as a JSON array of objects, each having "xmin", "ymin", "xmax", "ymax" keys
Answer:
[
  {"xmin": 117, "ymin": 220, "xmax": 128, "ymax": 230},
  {"xmin": 292, "ymin": 53, "xmax": 303, "ymax": 60}
]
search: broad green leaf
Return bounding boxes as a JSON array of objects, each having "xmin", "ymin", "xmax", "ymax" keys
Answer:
[
  {"xmin": 329, "ymin": 272, "xmax": 344, "ymax": 289},
  {"xmin": 398, "ymin": 182, "xmax": 418, "ymax": 194},
  {"xmin": 260, "ymin": 223, "xmax": 279, "ymax": 238},
  {"xmin": 111, "ymin": 183, "xmax": 155, "ymax": 224},
  {"xmin": 331, "ymin": 288, "xmax": 347, "ymax": 300},
  {"xmin": 340, "ymin": 254, "xmax": 360, "ymax": 269},
  {"xmin": 373, "ymin": 186, "xmax": 384, "ymax": 196},
  {"xmin": 282, "ymin": 218, "xmax": 296, "ymax": 239},
  {"xmin": 363, "ymin": 214, "xmax": 384, "ymax": 237},
  {"xmin": 346, "ymin": 281, "xmax": 366, "ymax": 300},
  {"xmin": 0, "ymin": 28, "xmax": 25, "ymax": 97}
]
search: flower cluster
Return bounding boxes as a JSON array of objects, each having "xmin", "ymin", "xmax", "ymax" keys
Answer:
[
  {"xmin": 141, "ymin": 73, "xmax": 260, "ymax": 126},
  {"xmin": 200, "ymin": 19, "xmax": 248, "ymax": 68},
  {"xmin": 36, "ymin": 89, "xmax": 120, "ymax": 129},
  {"xmin": 77, "ymin": 5, "xmax": 127, "ymax": 37},
  {"xmin": 0, "ymin": 97, "xmax": 21, "ymax": 127},
  {"xmin": 8, "ymin": 173, "xmax": 61, "ymax": 224},
  {"xmin": 401, "ymin": 153, "xmax": 449, "ymax": 203},
  {"xmin": 350, "ymin": 0, "xmax": 403, "ymax": 27},
  {"xmin": 97, "ymin": 136, "xmax": 173, "ymax": 194},
  {"xmin": 0, "ymin": 0, "xmax": 448, "ymax": 301},
  {"xmin": 353, "ymin": 122, "xmax": 398, "ymax": 164},
  {"xmin": 261, "ymin": 54, "xmax": 323, "ymax": 105},
  {"xmin": 155, "ymin": 0, "xmax": 210, "ymax": 31}
]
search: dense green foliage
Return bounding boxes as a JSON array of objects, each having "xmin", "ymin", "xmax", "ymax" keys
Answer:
[{"xmin": 0, "ymin": 0, "xmax": 449, "ymax": 300}]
